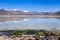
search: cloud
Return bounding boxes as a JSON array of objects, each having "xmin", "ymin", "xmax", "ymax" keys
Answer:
[
  {"xmin": 23, "ymin": 10, "xmax": 28, "ymax": 12},
  {"xmin": 13, "ymin": 9, "xmax": 20, "ymax": 11}
]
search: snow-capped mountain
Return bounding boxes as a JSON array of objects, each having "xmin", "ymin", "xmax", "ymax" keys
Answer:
[{"xmin": 0, "ymin": 8, "xmax": 60, "ymax": 15}]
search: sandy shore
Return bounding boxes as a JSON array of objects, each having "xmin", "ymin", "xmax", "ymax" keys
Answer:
[{"xmin": 0, "ymin": 15, "xmax": 60, "ymax": 18}]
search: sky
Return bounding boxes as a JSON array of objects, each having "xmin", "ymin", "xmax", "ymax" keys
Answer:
[{"xmin": 0, "ymin": 0, "xmax": 60, "ymax": 12}]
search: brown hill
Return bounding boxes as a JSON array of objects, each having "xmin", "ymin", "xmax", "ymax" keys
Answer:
[{"xmin": 0, "ymin": 9, "xmax": 60, "ymax": 15}]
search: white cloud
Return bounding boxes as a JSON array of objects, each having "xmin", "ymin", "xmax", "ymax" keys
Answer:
[
  {"xmin": 4, "ymin": 8, "xmax": 11, "ymax": 11},
  {"xmin": 5, "ymin": 9, "xmax": 9, "ymax": 10},
  {"xmin": 39, "ymin": 11, "xmax": 42, "ymax": 12},
  {"xmin": 13, "ymin": 9, "xmax": 19, "ymax": 11},
  {"xmin": 23, "ymin": 10, "xmax": 28, "ymax": 12}
]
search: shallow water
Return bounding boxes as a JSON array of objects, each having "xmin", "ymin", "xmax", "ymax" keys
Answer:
[{"xmin": 0, "ymin": 17, "xmax": 60, "ymax": 30}]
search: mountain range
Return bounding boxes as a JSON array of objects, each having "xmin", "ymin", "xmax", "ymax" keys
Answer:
[{"xmin": 0, "ymin": 8, "xmax": 60, "ymax": 15}]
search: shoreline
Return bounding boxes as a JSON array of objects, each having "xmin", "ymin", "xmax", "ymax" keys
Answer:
[{"xmin": 0, "ymin": 15, "xmax": 60, "ymax": 17}]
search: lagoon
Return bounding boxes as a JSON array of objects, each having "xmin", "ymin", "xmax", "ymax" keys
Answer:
[{"xmin": 0, "ymin": 17, "xmax": 60, "ymax": 30}]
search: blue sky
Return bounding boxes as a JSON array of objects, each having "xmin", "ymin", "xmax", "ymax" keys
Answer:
[{"xmin": 0, "ymin": 0, "xmax": 60, "ymax": 12}]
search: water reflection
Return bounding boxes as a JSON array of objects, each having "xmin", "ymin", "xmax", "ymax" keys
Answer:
[
  {"xmin": 55, "ymin": 17, "xmax": 60, "ymax": 19},
  {"xmin": 0, "ymin": 17, "xmax": 60, "ymax": 30},
  {"xmin": 0, "ymin": 17, "xmax": 60, "ymax": 22}
]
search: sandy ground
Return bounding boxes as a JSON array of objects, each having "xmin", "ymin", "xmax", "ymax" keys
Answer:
[
  {"xmin": 0, "ymin": 35, "xmax": 59, "ymax": 40},
  {"xmin": 0, "ymin": 15, "xmax": 60, "ymax": 17}
]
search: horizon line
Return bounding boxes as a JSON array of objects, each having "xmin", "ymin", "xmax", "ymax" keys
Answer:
[{"xmin": 0, "ymin": 8, "xmax": 60, "ymax": 12}]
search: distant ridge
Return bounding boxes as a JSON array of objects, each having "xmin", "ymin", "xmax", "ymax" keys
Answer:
[{"xmin": 0, "ymin": 8, "xmax": 60, "ymax": 15}]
